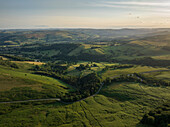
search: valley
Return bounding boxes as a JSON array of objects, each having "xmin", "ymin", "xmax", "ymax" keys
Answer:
[{"xmin": 0, "ymin": 29, "xmax": 170, "ymax": 127}]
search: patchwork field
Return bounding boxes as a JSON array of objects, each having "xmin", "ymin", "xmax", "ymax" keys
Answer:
[
  {"xmin": 144, "ymin": 71, "xmax": 170, "ymax": 82},
  {"xmin": 0, "ymin": 29, "xmax": 170, "ymax": 127},
  {"xmin": 152, "ymin": 55, "xmax": 170, "ymax": 60},
  {"xmin": 101, "ymin": 66, "xmax": 167, "ymax": 79},
  {"xmin": 11, "ymin": 61, "xmax": 45, "ymax": 65}
]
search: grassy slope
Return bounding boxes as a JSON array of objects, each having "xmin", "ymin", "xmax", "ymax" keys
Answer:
[
  {"xmin": 0, "ymin": 62, "xmax": 169, "ymax": 127},
  {"xmin": 0, "ymin": 64, "xmax": 74, "ymax": 100},
  {"xmin": 102, "ymin": 66, "xmax": 167, "ymax": 79},
  {"xmin": 68, "ymin": 44, "xmax": 106, "ymax": 56},
  {"xmin": 144, "ymin": 71, "xmax": 170, "ymax": 82},
  {"xmin": 66, "ymin": 62, "xmax": 168, "ymax": 79},
  {"xmin": 152, "ymin": 55, "xmax": 170, "ymax": 60},
  {"xmin": 1, "ymin": 30, "xmax": 170, "ymax": 63},
  {"xmin": 2, "ymin": 36, "xmax": 170, "ymax": 62},
  {"xmin": 0, "ymin": 82, "xmax": 169, "ymax": 127},
  {"xmin": 66, "ymin": 62, "xmax": 118, "ymax": 77}
]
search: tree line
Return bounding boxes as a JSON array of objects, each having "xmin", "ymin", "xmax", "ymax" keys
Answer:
[
  {"xmin": 141, "ymin": 102, "xmax": 170, "ymax": 127},
  {"xmin": 0, "ymin": 58, "xmax": 19, "ymax": 69},
  {"xmin": 33, "ymin": 70, "xmax": 101, "ymax": 102},
  {"xmin": 104, "ymin": 73, "xmax": 170, "ymax": 87}
]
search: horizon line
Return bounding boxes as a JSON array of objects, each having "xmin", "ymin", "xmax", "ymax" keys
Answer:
[{"xmin": 1, "ymin": 27, "xmax": 170, "ymax": 30}]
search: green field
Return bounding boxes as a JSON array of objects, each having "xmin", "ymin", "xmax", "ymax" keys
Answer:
[
  {"xmin": 0, "ymin": 63, "xmax": 74, "ymax": 102},
  {"xmin": 0, "ymin": 29, "xmax": 170, "ymax": 127},
  {"xmin": 0, "ymin": 81, "xmax": 169, "ymax": 127},
  {"xmin": 0, "ymin": 62, "xmax": 169, "ymax": 126},
  {"xmin": 0, "ymin": 66, "xmax": 73, "ymax": 91},
  {"xmin": 102, "ymin": 66, "xmax": 167, "ymax": 79},
  {"xmin": 144, "ymin": 71, "xmax": 170, "ymax": 82}
]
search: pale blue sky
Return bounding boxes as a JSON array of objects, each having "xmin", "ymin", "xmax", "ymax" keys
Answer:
[{"xmin": 0, "ymin": 0, "xmax": 170, "ymax": 29}]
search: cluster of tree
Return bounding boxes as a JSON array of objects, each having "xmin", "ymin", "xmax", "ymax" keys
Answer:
[
  {"xmin": 104, "ymin": 73, "xmax": 170, "ymax": 87},
  {"xmin": 19, "ymin": 43, "xmax": 80, "ymax": 54},
  {"xmin": 33, "ymin": 71, "xmax": 101, "ymax": 102},
  {"xmin": 0, "ymin": 59, "xmax": 19, "ymax": 69},
  {"xmin": 162, "ymin": 46, "xmax": 170, "ymax": 51},
  {"xmin": 51, "ymin": 53, "xmax": 112, "ymax": 63},
  {"xmin": 141, "ymin": 102, "xmax": 170, "ymax": 127},
  {"xmin": 0, "ymin": 42, "xmax": 113, "ymax": 63},
  {"xmin": 0, "ymin": 35, "xmax": 21, "ymax": 45},
  {"xmin": 123, "ymin": 57, "xmax": 170, "ymax": 67},
  {"xmin": 0, "ymin": 54, "xmax": 32, "ymax": 61},
  {"xmin": 61, "ymin": 73, "xmax": 101, "ymax": 102},
  {"xmin": 76, "ymin": 64, "xmax": 91, "ymax": 71},
  {"xmin": 75, "ymin": 53, "xmax": 112, "ymax": 62},
  {"xmin": 102, "ymin": 64, "xmax": 134, "ymax": 71},
  {"xmin": 103, "ymin": 74, "xmax": 141, "ymax": 85},
  {"xmin": 32, "ymin": 63, "xmax": 69, "ymax": 74},
  {"xmin": 90, "ymin": 47, "xmax": 100, "ymax": 49},
  {"xmin": 33, "ymin": 71, "xmax": 77, "ymax": 86},
  {"xmin": 135, "ymin": 73, "xmax": 170, "ymax": 86}
]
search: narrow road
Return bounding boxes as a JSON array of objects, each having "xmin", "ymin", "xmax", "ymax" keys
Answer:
[
  {"xmin": 0, "ymin": 98, "xmax": 60, "ymax": 104},
  {"xmin": 0, "ymin": 69, "xmax": 169, "ymax": 104},
  {"xmin": 60, "ymin": 82, "xmax": 104, "ymax": 104},
  {"xmin": 0, "ymin": 83, "xmax": 104, "ymax": 104}
]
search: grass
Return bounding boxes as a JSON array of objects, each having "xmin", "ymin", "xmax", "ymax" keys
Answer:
[
  {"xmin": 101, "ymin": 82, "xmax": 170, "ymax": 102},
  {"xmin": 102, "ymin": 66, "xmax": 167, "ymax": 79},
  {"xmin": 66, "ymin": 62, "xmax": 119, "ymax": 77},
  {"xmin": 0, "ymin": 56, "xmax": 8, "ymax": 60},
  {"xmin": 66, "ymin": 69, "xmax": 81, "ymax": 76},
  {"xmin": 68, "ymin": 45, "xmax": 84, "ymax": 56},
  {"xmin": 145, "ymin": 71, "xmax": 170, "ymax": 82},
  {"xmin": 0, "ymin": 81, "xmax": 169, "ymax": 127},
  {"xmin": 0, "ymin": 63, "xmax": 76, "ymax": 102},
  {"xmin": 0, "ymin": 65, "xmax": 74, "ymax": 93},
  {"xmin": 101, "ymin": 42, "xmax": 170, "ymax": 60},
  {"xmin": 0, "ymin": 29, "xmax": 170, "ymax": 127},
  {"xmin": 155, "ymin": 72, "xmax": 170, "ymax": 81},
  {"xmin": 67, "ymin": 63, "xmax": 167, "ymax": 80},
  {"xmin": 94, "ymin": 48, "xmax": 105, "ymax": 54},
  {"xmin": 68, "ymin": 44, "xmax": 107, "ymax": 56},
  {"xmin": 0, "ymin": 61, "xmax": 169, "ymax": 127},
  {"xmin": 152, "ymin": 55, "xmax": 170, "ymax": 60},
  {"xmin": 11, "ymin": 61, "xmax": 45, "ymax": 65},
  {"xmin": 0, "ymin": 74, "xmax": 42, "ymax": 91}
]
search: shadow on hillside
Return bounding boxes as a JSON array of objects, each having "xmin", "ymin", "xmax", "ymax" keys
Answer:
[
  {"xmin": 101, "ymin": 92, "xmax": 138, "ymax": 102},
  {"xmin": 136, "ymin": 123, "xmax": 153, "ymax": 127}
]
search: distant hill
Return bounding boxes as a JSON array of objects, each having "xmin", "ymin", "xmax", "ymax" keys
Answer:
[
  {"xmin": 0, "ymin": 28, "xmax": 170, "ymax": 67},
  {"xmin": 1, "ymin": 28, "xmax": 170, "ymax": 45}
]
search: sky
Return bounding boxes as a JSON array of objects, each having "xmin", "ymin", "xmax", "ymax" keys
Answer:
[{"xmin": 0, "ymin": 0, "xmax": 170, "ymax": 29}]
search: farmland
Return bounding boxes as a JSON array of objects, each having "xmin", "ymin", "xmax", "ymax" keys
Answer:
[{"xmin": 0, "ymin": 29, "xmax": 170, "ymax": 127}]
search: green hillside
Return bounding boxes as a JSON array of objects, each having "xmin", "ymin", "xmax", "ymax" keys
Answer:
[
  {"xmin": 1, "ymin": 30, "xmax": 170, "ymax": 66},
  {"xmin": 0, "ymin": 58, "xmax": 169, "ymax": 126},
  {"xmin": 0, "ymin": 62, "xmax": 74, "ymax": 102},
  {"xmin": 0, "ymin": 81, "xmax": 169, "ymax": 127},
  {"xmin": 0, "ymin": 29, "xmax": 170, "ymax": 127}
]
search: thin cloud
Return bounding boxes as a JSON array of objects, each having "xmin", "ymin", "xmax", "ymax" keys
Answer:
[
  {"xmin": 106, "ymin": 1, "xmax": 170, "ymax": 7},
  {"xmin": 93, "ymin": 1, "xmax": 170, "ymax": 14}
]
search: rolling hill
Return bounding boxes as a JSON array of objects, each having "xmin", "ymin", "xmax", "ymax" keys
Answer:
[{"xmin": 0, "ymin": 29, "xmax": 170, "ymax": 127}]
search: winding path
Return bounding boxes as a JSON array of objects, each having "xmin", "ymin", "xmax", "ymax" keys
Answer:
[
  {"xmin": 0, "ymin": 69, "xmax": 169, "ymax": 104},
  {"xmin": 0, "ymin": 83, "xmax": 104, "ymax": 104},
  {"xmin": 0, "ymin": 98, "xmax": 61, "ymax": 104}
]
